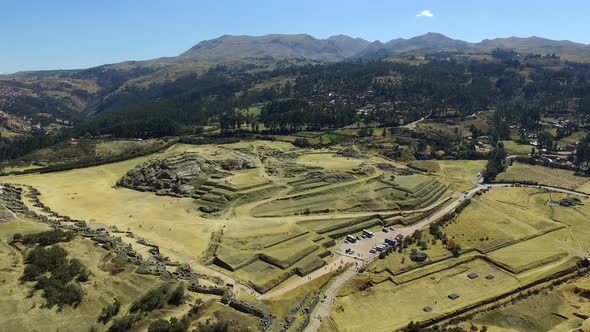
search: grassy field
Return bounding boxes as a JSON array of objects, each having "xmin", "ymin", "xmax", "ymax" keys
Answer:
[
  {"xmin": 0, "ymin": 219, "xmax": 177, "ymax": 332},
  {"xmin": 416, "ymin": 114, "xmax": 491, "ymax": 137},
  {"xmin": 14, "ymin": 138, "xmax": 170, "ymax": 168},
  {"xmin": 5, "ymin": 136, "xmax": 590, "ymax": 330},
  {"xmin": 487, "ymin": 234, "xmax": 569, "ymax": 273},
  {"xmin": 558, "ymin": 130, "xmax": 588, "ymax": 146},
  {"xmin": 463, "ymin": 275, "xmax": 590, "ymax": 332},
  {"xmin": 430, "ymin": 160, "xmax": 485, "ymax": 192},
  {"xmin": 0, "ymin": 141, "xmax": 458, "ymax": 294},
  {"xmin": 445, "ymin": 187, "xmax": 562, "ymax": 251},
  {"xmin": 501, "ymin": 140, "xmax": 534, "ymax": 155},
  {"xmin": 497, "ymin": 162, "xmax": 590, "ymax": 193},
  {"xmin": 331, "ymin": 189, "xmax": 590, "ymax": 331},
  {"xmin": 1, "ymin": 144, "xmax": 222, "ymax": 264},
  {"xmin": 546, "ymin": 198, "xmax": 590, "ymax": 255},
  {"xmin": 295, "ymin": 153, "xmax": 364, "ymax": 170},
  {"xmin": 333, "ymin": 259, "xmax": 520, "ymax": 331}
]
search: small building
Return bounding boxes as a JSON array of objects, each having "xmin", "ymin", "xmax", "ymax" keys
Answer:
[
  {"xmin": 68, "ymin": 138, "xmax": 79, "ymax": 145},
  {"xmin": 448, "ymin": 293, "xmax": 460, "ymax": 300},
  {"xmin": 485, "ymin": 274, "xmax": 495, "ymax": 280},
  {"xmin": 467, "ymin": 273, "xmax": 478, "ymax": 279}
]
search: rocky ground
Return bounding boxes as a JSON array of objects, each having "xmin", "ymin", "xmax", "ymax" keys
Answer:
[{"xmin": 117, "ymin": 152, "xmax": 256, "ymax": 197}]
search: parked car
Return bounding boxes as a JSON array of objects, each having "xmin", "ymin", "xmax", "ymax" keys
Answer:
[{"xmin": 369, "ymin": 248, "xmax": 377, "ymax": 254}]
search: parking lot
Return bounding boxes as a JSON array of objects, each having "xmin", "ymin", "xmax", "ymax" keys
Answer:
[{"xmin": 336, "ymin": 226, "xmax": 413, "ymax": 261}]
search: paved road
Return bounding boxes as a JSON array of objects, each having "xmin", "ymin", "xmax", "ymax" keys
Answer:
[
  {"xmin": 303, "ymin": 267, "xmax": 358, "ymax": 332},
  {"xmin": 401, "ymin": 111, "xmax": 432, "ymax": 128},
  {"xmin": 300, "ymin": 180, "xmax": 590, "ymax": 332}
]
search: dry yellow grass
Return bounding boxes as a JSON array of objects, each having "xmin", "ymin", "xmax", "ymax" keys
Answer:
[
  {"xmin": 0, "ymin": 220, "xmax": 170, "ymax": 332},
  {"xmin": 1, "ymin": 144, "xmax": 222, "ymax": 263},
  {"xmin": 333, "ymin": 259, "xmax": 520, "ymax": 332},
  {"xmin": 431, "ymin": 160, "xmax": 486, "ymax": 192},
  {"xmin": 497, "ymin": 162, "xmax": 590, "ymax": 193},
  {"xmin": 295, "ymin": 153, "xmax": 363, "ymax": 170},
  {"xmin": 445, "ymin": 188, "xmax": 562, "ymax": 251}
]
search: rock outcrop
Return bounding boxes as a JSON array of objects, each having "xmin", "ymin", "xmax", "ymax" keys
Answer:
[
  {"xmin": 118, "ymin": 152, "xmax": 258, "ymax": 197},
  {"xmin": 117, "ymin": 153, "xmax": 216, "ymax": 197}
]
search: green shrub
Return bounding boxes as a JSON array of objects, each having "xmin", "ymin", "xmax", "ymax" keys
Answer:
[
  {"xmin": 21, "ymin": 230, "xmax": 75, "ymax": 246},
  {"xmin": 148, "ymin": 317, "xmax": 189, "ymax": 332},
  {"xmin": 202, "ymin": 322, "xmax": 229, "ymax": 332},
  {"xmin": 21, "ymin": 245, "xmax": 88, "ymax": 309},
  {"xmin": 168, "ymin": 283, "xmax": 185, "ymax": 306},
  {"xmin": 108, "ymin": 314, "xmax": 141, "ymax": 332},
  {"xmin": 98, "ymin": 299, "xmax": 121, "ymax": 324},
  {"xmin": 130, "ymin": 287, "xmax": 167, "ymax": 313}
]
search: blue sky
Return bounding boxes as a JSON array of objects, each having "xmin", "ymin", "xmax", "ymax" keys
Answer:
[{"xmin": 2, "ymin": 0, "xmax": 589, "ymax": 73}]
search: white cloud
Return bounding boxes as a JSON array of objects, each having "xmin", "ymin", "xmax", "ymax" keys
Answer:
[{"xmin": 416, "ymin": 10, "xmax": 434, "ymax": 18}]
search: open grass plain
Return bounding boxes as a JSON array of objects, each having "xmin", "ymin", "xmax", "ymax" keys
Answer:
[
  {"xmin": 497, "ymin": 162, "xmax": 590, "ymax": 193},
  {"xmin": 2, "ymin": 139, "xmax": 590, "ymax": 331}
]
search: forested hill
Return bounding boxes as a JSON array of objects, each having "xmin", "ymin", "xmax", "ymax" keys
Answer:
[
  {"xmin": 1, "ymin": 32, "xmax": 590, "ymax": 161},
  {"xmin": 2, "ymin": 48, "xmax": 590, "ymax": 161},
  {"xmin": 1, "ymin": 32, "xmax": 589, "ymax": 123}
]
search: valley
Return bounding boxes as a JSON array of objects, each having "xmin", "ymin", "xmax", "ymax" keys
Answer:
[{"xmin": 3, "ymin": 5, "xmax": 590, "ymax": 330}]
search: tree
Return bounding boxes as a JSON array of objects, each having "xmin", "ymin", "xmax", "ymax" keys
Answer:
[
  {"xmin": 447, "ymin": 240, "xmax": 462, "ymax": 257},
  {"xmin": 470, "ymin": 124, "xmax": 481, "ymax": 140},
  {"xmin": 148, "ymin": 318, "xmax": 190, "ymax": 332},
  {"xmin": 168, "ymin": 283, "xmax": 185, "ymax": 306},
  {"xmin": 483, "ymin": 143, "xmax": 507, "ymax": 182},
  {"xmin": 538, "ymin": 131, "xmax": 554, "ymax": 152},
  {"xmin": 98, "ymin": 299, "xmax": 121, "ymax": 324},
  {"xmin": 130, "ymin": 287, "xmax": 166, "ymax": 313},
  {"xmin": 108, "ymin": 314, "xmax": 141, "ymax": 332},
  {"xmin": 576, "ymin": 133, "xmax": 590, "ymax": 173}
]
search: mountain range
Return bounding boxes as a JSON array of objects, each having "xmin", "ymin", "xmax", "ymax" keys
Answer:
[
  {"xmin": 177, "ymin": 32, "xmax": 590, "ymax": 63},
  {"xmin": 6, "ymin": 32, "xmax": 590, "ymax": 77},
  {"xmin": 1, "ymin": 32, "xmax": 589, "ymax": 123}
]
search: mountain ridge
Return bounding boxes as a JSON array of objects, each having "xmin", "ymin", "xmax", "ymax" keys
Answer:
[{"xmin": 3, "ymin": 32, "xmax": 590, "ymax": 78}]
